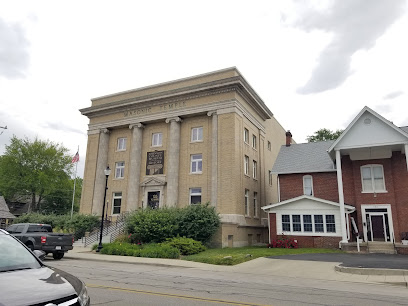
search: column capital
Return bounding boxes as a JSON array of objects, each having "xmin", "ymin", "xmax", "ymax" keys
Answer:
[
  {"xmin": 207, "ymin": 111, "xmax": 218, "ymax": 117},
  {"xmin": 129, "ymin": 123, "xmax": 144, "ymax": 129},
  {"xmin": 165, "ymin": 117, "xmax": 182, "ymax": 124},
  {"xmin": 100, "ymin": 128, "xmax": 110, "ymax": 134}
]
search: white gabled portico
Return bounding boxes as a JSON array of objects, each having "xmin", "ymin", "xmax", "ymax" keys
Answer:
[{"xmin": 328, "ymin": 106, "xmax": 408, "ymax": 245}]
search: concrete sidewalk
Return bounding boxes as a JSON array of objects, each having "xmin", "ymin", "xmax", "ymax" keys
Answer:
[{"xmin": 63, "ymin": 246, "xmax": 408, "ymax": 288}]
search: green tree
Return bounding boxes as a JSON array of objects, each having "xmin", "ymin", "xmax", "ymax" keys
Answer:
[
  {"xmin": 42, "ymin": 177, "xmax": 82, "ymax": 215},
  {"xmin": 307, "ymin": 128, "xmax": 343, "ymax": 142},
  {"xmin": 0, "ymin": 136, "xmax": 74, "ymax": 213}
]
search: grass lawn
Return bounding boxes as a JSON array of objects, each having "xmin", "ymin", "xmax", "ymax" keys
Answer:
[{"xmin": 183, "ymin": 246, "xmax": 343, "ymax": 265}]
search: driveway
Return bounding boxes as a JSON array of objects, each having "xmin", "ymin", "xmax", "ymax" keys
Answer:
[{"xmin": 267, "ymin": 253, "xmax": 408, "ymax": 270}]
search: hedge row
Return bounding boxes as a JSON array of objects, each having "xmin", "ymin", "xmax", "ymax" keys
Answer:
[
  {"xmin": 13, "ymin": 213, "xmax": 99, "ymax": 240},
  {"xmin": 125, "ymin": 203, "xmax": 220, "ymax": 244}
]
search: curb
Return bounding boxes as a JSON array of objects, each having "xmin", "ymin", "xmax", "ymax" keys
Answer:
[{"xmin": 335, "ymin": 265, "xmax": 408, "ymax": 276}]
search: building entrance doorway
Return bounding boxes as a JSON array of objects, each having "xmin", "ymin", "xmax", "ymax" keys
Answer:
[
  {"xmin": 147, "ymin": 191, "xmax": 160, "ymax": 209},
  {"xmin": 362, "ymin": 206, "xmax": 393, "ymax": 242}
]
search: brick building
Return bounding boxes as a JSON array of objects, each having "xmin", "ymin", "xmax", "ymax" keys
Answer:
[
  {"xmin": 79, "ymin": 68, "xmax": 287, "ymax": 247},
  {"xmin": 262, "ymin": 107, "xmax": 408, "ymax": 253}
]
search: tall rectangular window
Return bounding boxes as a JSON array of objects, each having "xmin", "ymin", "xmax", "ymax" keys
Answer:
[
  {"xmin": 361, "ymin": 165, "xmax": 386, "ymax": 192},
  {"xmin": 244, "ymin": 128, "xmax": 249, "ymax": 144},
  {"xmin": 252, "ymin": 160, "xmax": 257, "ymax": 179},
  {"xmin": 282, "ymin": 215, "xmax": 290, "ymax": 231},
  {"xmin": 269, "ymin": 170, "xmax": 273, "ymax": 186},
  {"xmin": 152, "ymin": 133, "xmax": 162, "ymax": 147},
  {"xmin": 326, "ymin": 215, "xmax": 336, "ymax": 233},
  {"xmin": 244, "ymin": 189, "xmax": 249, "ymax": 216},
  {"xmin": 117, "ymin": 138, "xmax": 127, "ymax": 151},
  {"xmin": 244, "ymin": 155, "xmax": 249, "ymax": 175},
  {"xmin": 191, "ymin": 127, "xmax": 203, "ymax": 142},
  {"xmin": 115, "ymin": 162, "xmax": 125, "ymax": 179},
  {"xmin": 252, "ymin": 135, "xmax": 257, "ymax": 149},
  {"xmin": 112, "ymin": 192, "xmax": 122, "ymax": 215},
  {"xmin": 267, "ymin": 141, "xmax": 271, "ymax": 151},
  {"xmin": 303, "ymin": 175, "xmax": 313, "ymax": 196},
  {"xmin": 253, "ymin": 192, "xmax": 258, "ymax": 217},
  {"xmin": 314, "ymin": 215, "xmax": 324, "ymax": 232},
  {"xmin": 191, "ymin": 154, "xmax": 202, "ymax": 173},
  {"xmin": 292, "ymin": 215, "xmax": 301, "ymax": 232},
  {"xmin": 190, "ymin": 188, "xmax": 202, "ymax": 204},
  {"xmin": 303, "ymin": 215, "xmax": 312, "ymax": 232}
]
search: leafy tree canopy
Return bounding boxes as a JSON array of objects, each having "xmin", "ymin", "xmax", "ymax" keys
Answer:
[
  {"xmin": 307, "ymin": 128, "xmax": 343, "ymax": 142},
  {"xmin": 0, "ymin": 136, "xmax": 74, "ymax": 213}
]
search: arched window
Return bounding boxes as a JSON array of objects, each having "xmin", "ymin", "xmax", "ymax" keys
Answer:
[{"xmin": 303, "ymin": 175, "xmax": 313, "ymax": 196}]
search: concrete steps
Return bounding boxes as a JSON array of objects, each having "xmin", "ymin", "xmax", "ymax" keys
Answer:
[{"xmin": 368, "ymin": 242, "xmax": 396, "ymax": 254}]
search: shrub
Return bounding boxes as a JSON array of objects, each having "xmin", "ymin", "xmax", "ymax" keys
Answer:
[
  {"xmin": 177, "ymin": 203, "xmax": 220, "ymax": 244},
  {"xmin": 267, "ymin": 236, "xmax": 298, "ymax": 249},
  {"xmin": 99, "ymin": 242, "xmax": 180, "ymax": 259},
  {"xmin": 13, "ymin": 213, "xmax": 99, "ymax": 240},
  {"xmin": 125, "ymin": 208, "xmax": 179, "ymax": 243},
  {"xmin": 161, "ymin": 236, "xmax": 206, "ymax": 255},
  {"xmin": 125, "ymin": 204, "xmax": 220, "ymax": 244}
]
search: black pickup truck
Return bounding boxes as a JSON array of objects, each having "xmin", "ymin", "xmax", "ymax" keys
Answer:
[{"xmin": 6, "ymin": 223, "xmax": 74, "ymax": 259}]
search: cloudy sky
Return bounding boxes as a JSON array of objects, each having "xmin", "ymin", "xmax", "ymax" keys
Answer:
[{"xmin": 1, "ymin": 0, "xmax": 407, "ymax": 178}]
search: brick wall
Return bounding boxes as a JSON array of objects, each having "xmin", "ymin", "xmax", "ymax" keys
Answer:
[{"xmin": 279, "ymin": 172, "xmax": 338, "ymax": 202}]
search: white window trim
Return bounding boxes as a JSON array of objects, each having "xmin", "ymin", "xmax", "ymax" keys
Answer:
[
  {"xmin": 360, "ymin": 164, "xmax": 387, "ymax": 193},
  {"xmin": 279, "ymin": 213, "xmax": 338, "ymax": 236},
  {"xmin": 303, "ymin": 175, "xmax": 313, "ymax": 196},
  {"xmin": 252, "ymin": 160, "xmax": 257, "ymax": 179},
  {"xmin": 244, "ymin": 189, "xmax": 250, "ymax": 216},
  {"xmin": 252, "ymin": 135, "xmax": 257, "ymax": 150},
  {"xmin": 244, "ymin": 155, "xmax": 249, "ymax": 176},
  {"xmin": 152, "ymin": 132, "xmax": 163, "ymax": 147},
  {"xmin": 115, "ymin": 162, "xmax": 125, "ymax": 179},
  {"xmin": 191, "ymin": 127, "xmax": 203, "ymax": 142},
  {"xmin": 253, "ymin": 192, "xmax": 258, "ymax": 218},
  {"xmin": 111, "ymin": 192, "xmax": 122, "ymax": 215},
  {"xmin": 244, "ymin": 128, "xmax": 249, "ymax": 144},
  {"xmin": 189, "ymin": 188, "xmax": 202, "ymax": 204},
  {"xmin": 190, "ymin": 154, "xmax": 203, "ymax": 174},
  {"xmin": 117, "ymin": 137, "xmax": 127, "ymax": 151}
]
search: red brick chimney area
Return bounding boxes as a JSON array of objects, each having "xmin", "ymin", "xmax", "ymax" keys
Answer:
[{"xmin": 286, "ymin": 130, "xmax": 292, "ymax": 147}]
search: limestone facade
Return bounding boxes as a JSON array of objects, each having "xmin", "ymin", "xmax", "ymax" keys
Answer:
[{"xmin": 79, "ymin": 67, "xmax": 286, "ymax": 247}]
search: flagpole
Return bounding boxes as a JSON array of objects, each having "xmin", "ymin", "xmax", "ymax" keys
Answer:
[{"xmin": 71, "ymin": 146, "xmax": 79, "ymax": 219}]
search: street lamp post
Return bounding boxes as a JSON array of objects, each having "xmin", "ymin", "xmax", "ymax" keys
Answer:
[{"xmin": 96, "ymin": 166, "xmax": 111, "ymax": 252}]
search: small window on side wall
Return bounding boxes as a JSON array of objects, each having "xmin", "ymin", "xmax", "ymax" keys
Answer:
[
  {"xmin": 191, "ymin": 127, "xmax": 203, "ymax": 142},
  {"xmin": 190, "ymin": 188, "xmax": 202, "ymax": 204},
  {"xmin": 303, "ymin": 175, "xmax": 313, "ymax": 196},
  {"xmin": 244, "ymin": 128, "xmax": 249, "ymax": 144},
  {"xmin": 112, "ymin": 192, "xmax": 122, "ymax": 215},
  {"xmin": 152, "ymin": 133, "xmax": 162, "ymax": 147},
  {"xmin": 117, "ymin": 138, "xmax": 127, "ymax": 151}
]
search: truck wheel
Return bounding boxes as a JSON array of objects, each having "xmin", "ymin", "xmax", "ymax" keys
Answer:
[
  {"xmin": 53, "ymin": 252, "xmax": 64, "ymax": 260},
  {"xmin": 26, "ymin": 242, "xmax": 34, "ymax": 251}
]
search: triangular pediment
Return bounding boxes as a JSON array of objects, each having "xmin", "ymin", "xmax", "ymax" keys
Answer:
[
  {"xmin": 329, "ymin": 106, "xmax": 408, "ymax": 153},
  {"xmin": 140, "ymin": 176, "xmax": 166, "ymax": 187}
]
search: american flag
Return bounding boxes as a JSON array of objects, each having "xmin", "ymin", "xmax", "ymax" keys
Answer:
[{"xmin": 71, "ymin": 152, "xmax": 79, "ymax": 163}]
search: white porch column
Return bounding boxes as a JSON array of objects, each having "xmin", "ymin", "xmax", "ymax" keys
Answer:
[
  {"xmin": 207, "ymin": 111, "xmax": 218, "ymax": 207},
  {"xmin": 335, "ymin": 149, "xmax": 348, "ymax": 243},
  {"xmin": 405, "ymin": 144, "xmax": 408, "ymax": 171},
  {"xmin": 92, "ymin": 128, "xmax": 110, "ymax": 216},
  {"xmin": 165, "ymin": 117, "xmax": 182, "ymax": 207},
  {"xmin": 127, "ymin": 123, "xmax": 144, "ymax": 211}
]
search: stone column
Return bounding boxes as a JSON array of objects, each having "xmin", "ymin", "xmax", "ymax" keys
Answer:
[
  {"xmin": 335, "ymin": 149, "xmax": 348, "ymax": 243},
  {"xmin": 127, "ymin": 123, "xmax": 144, "ymax": 211},
  {"xmin": 208, "ymin": 111, "xmax": 218, "ymax": 207},
  {"xmin": 165, "ymin": 117, "xmax": 182, "ymax": 207},
  {"xmin": 92, "ymin": 128, "xmax": 110, "ymax": 216}
]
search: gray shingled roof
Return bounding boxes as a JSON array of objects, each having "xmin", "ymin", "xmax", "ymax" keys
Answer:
[
  {"xmin": 272, "ymin": 140, "xmax": 336, "ymax": 174},
  {"xmin": 400, "ymin": 126, "xmax": 408, "ymax": 134},
  {"xmin": 0, "ymin": 196, "xmax": 16, "ymax": 219}
]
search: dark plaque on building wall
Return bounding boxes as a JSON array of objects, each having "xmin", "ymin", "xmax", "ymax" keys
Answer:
[{"xmin": 146, "ymin": 151, "xmax": 164, "ymax": 175}]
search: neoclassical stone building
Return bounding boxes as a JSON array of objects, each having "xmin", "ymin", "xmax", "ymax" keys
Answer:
[{"xmin": 80, "ymin": 68, "xmax": 287, "ymax": 247}]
